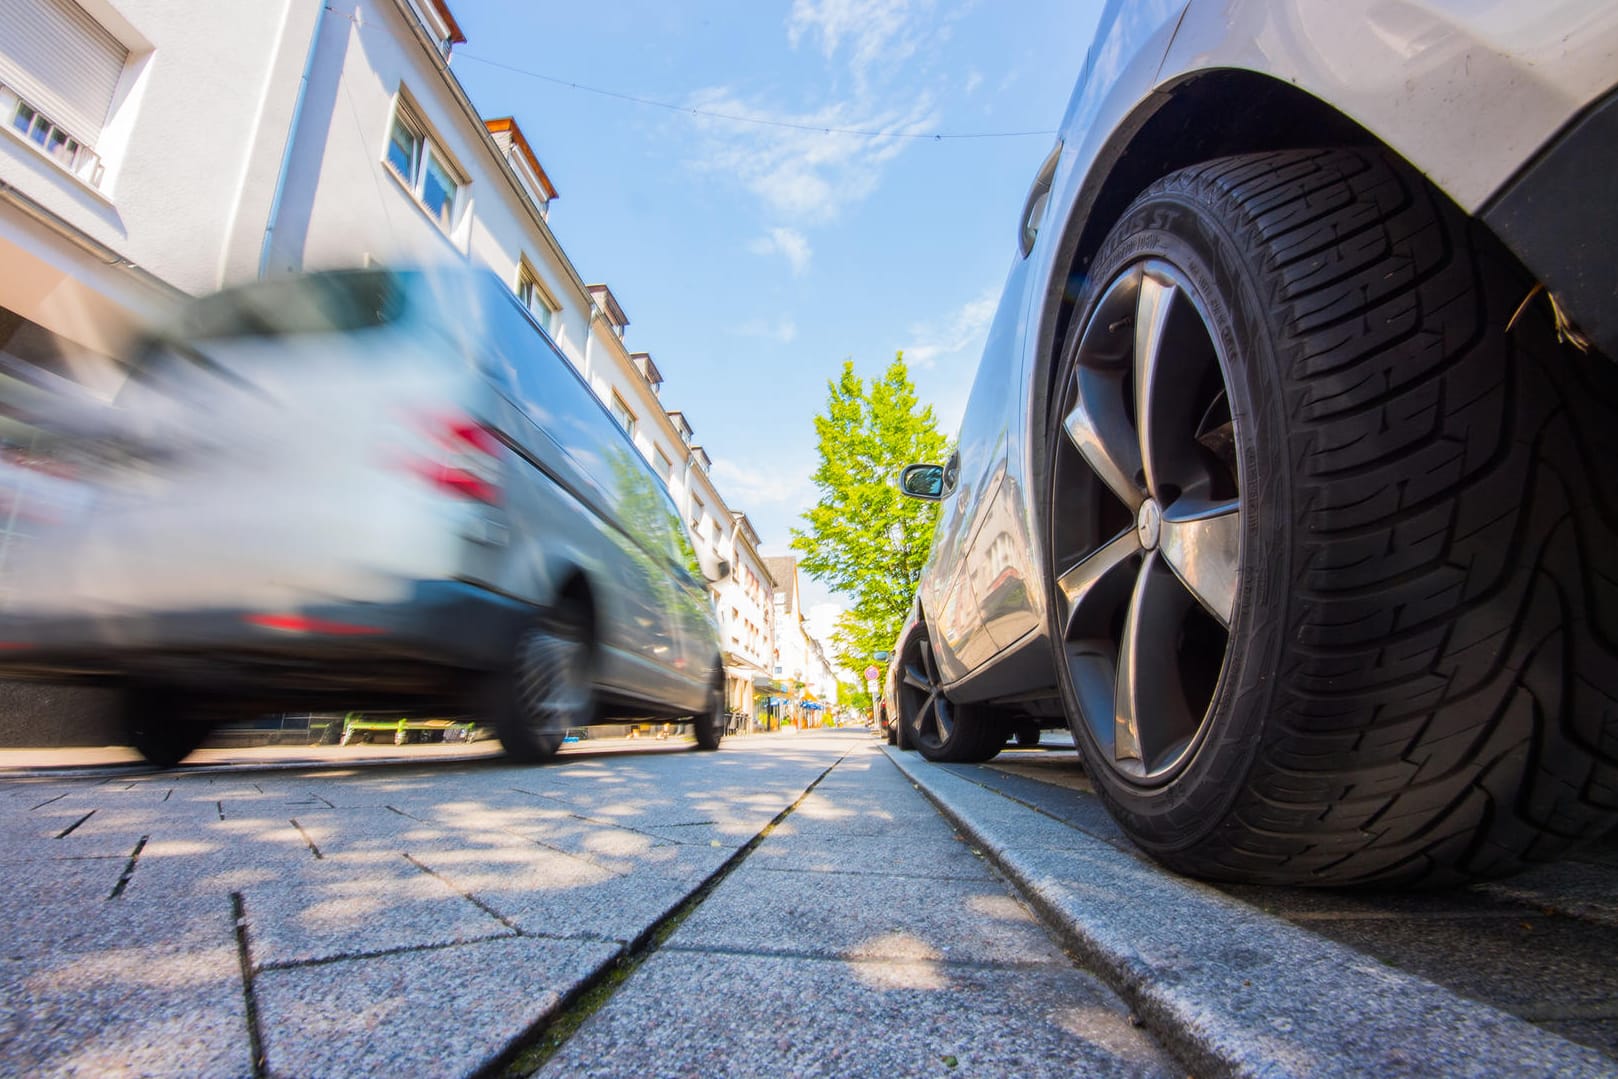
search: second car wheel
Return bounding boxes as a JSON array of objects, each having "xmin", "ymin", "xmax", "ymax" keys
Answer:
[
  {"xmin": 1045, "ymin": 147, "xmax": 1618, "ymax": 887},
  {"xmin": 898, "ymin": 620, "xmax": 1001, "ymax": 763},
  {"xmin": 693, "ymin": 663, "xmax": 725, "ymax": 751},
  {"xmin": 488, "ymin": 608, "xmax": 595, "ymax": 763},
  {"xmin": 122, "ymin": 686, "xmax": 215, "ymax": 768}
]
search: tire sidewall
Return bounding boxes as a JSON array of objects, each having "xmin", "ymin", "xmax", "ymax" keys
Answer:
[{"xmin": 1049, "ymin": 187, "xmax": 1293, "ymax": 853}]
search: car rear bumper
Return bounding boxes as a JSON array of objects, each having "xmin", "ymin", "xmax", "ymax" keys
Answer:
[{"xmin": 0, "ymin": 580, "xmax": 531, "ymax": 693}]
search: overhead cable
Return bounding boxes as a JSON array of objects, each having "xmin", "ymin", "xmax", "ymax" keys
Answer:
[{"xmin": 456, "ymin": 53, "xmax": 1057, "ymax": 141}]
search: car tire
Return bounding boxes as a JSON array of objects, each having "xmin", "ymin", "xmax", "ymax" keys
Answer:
[
  {"xmin": 898, "ymin": 620, "xmax": 1001, "ymax": 763},
  {"xmin": 1014, "ymin": 724, "xmax": 1040, "ymax": 749},
  {"xmin": 489, "ymin": 608, "xmax": 595, "ymax": 763},
  {"xmin": 694, "ymin": 664, "xmax": 725, "ymax": 751},
  {"xmin": 122, "ymin": 687, "xmax": 214, "ymax": 768},
  {"xmin": 1045, "ymin": 147, "xmax": 1618, "ymax": 886}
]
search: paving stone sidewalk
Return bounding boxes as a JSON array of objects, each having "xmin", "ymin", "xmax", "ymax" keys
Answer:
[{"xmin": 0, "ymin": 733, "xmax": 1176, "ymax": 1077}]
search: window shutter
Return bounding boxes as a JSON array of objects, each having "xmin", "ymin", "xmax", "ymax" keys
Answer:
[{"xmin": 0, "ymin": 0, "xmax": 128, "ymax": 147}]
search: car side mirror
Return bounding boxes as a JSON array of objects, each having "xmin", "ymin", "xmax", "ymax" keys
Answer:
[{"xmin": 899, "ymin": 463, "xmax": 944, "ymax": 501}]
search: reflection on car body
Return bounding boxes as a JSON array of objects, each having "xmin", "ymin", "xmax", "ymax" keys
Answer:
[
  {"xmin": 0, "ymin": 267, "xmax": 727, "ymax": 766},
  {"xmin": 891, "ymin": 0, "xmax": 1618, "ymax": 888}
]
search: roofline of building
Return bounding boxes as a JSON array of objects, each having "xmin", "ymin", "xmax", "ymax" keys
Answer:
[
  {"xmin": 427, "ymin": 0, "xmax": 466, "ymax": 44},
  {"xmin": 483, "ymin": 117, "xmax": 558, "ymax": 201}
]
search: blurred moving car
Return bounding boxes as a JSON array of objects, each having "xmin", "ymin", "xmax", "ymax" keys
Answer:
[
  {"xmin": 893, "ymin": 0, "xmax": 1618, "ymax": 886},
  {"xmin": 0, "ymin": 268, "xmax": 727, "ymax": 766}
]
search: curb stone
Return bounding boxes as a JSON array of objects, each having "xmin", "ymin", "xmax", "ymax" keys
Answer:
[{"xmin": 885, "ymin": 746, "xmax": 1617, "ymax": 1079}]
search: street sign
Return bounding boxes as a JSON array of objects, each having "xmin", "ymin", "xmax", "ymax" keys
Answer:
[{"xmin": 864, "ymin": 665, "xmax": 880, "ymax": 683}]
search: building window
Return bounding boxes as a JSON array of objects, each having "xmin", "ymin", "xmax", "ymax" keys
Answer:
[
  {"xmin": 0, "ymin": 0, "xmax": 126, "ymax": 188},
  {"xmin": 690, "ymin": 495, "xmax": 705, "ymax": 533},
  {"xmin": 384, "ymin": 97, "xmax": 463, "ymax": 230},
  {"xmin": 609, "ymin": 393, "xmax": 636, "ymax": 439},
  {"xmin": 5, "ymin": 93, "xmax": 97, "ymax": 182},
  {"xmin": 653, "ymin": 448, "xmax": 673, "ymax": 485},
  {"xmin": 516, "ymin": 263, "xmax": 558, "ymax": 336}
]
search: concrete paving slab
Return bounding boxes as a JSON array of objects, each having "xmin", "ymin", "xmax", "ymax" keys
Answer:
[
  {"xmin": 546, "ymin": 948, "xmax": 1177, "ymax": 1079},
  {"xmin": 745, "ymin": 830, "xmax": 994, "ymax": 881},
  {"xmin": 241, "ymin": 863, "xmax": 516, "ymax": 968},
  {"xmin": 887, "ymin": 747, "xmax": 1618, "ymax": 1079},
  {"xmin": 436, "ymin": 852, "xmax": 721, "ymax": 945},
  {"xmin": 0, "ymin": 854, "xmax": 130, "ymax": 912},
  {"xmin": 254, "ymin": 935, "xmax": 620, "ymax": 1077},
  {"xmin": 0, "ymin": 895, "xmax": 249, "ymax": 1078},
  {"xmin": 672, "ymin": 861, "xmax": 1061, "ymax": 968},
  {"xmin": 122, "ymin": 840, "xmax": 429, "ymax": 902}
]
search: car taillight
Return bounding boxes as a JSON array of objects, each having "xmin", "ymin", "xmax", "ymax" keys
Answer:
[{"xmin": 405, "ymin": 414, "xmax": 503, "ymax": 505}]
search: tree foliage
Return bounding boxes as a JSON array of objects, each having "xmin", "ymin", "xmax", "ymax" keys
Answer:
[{"xmin": 791, "ymin": 353, "xmax": 947, "ymax": 703}]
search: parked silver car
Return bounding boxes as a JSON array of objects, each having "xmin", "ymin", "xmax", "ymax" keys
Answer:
[
  {"xmin": 0, "ymin": 268, "xmax": 726, "ymax": 766},
  {"xmin": 894, "ymin": 0, "xmax": 1618, "ymax": 886}
]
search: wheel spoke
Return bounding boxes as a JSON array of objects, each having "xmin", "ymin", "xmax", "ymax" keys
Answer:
[
  {"xmin": 1054, "ymin": 528, "xmax": 1140, "ymax": 639},
  {"xmin": 1113, "ymin": 552, "xmax": 1197, "ymax": 770},
  {"xmin": 1134, "ymin": 270, "xmax": 1215, "ymax": 500},
  {"xmin": 931, "ymin": 695, "xmax": 952, "ymax": 743},
  {"xmin": 1062, "ymin": 387, "xmax": 1145, "ymax": 512},
  {"xmin": 901, "ymin": 663, "xmax": 931, "ymax": 693},
  {"xmin": 1159, "ymin": 498, "xmax": 1241, "ymax": 627}
]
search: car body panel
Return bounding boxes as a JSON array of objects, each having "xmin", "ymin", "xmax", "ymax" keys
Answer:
[{"xmin": 1161, "ymin": 0, "xmax": 1618, "ymax": 213}]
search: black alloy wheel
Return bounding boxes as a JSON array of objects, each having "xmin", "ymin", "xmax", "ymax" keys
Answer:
[
  {"xmin": 1045, "ymin": 147, "xmax": 1618, "ymax": 887},
  {"xmin": 1049, "ymin": 256, "xmax": 1241, "ymax": 785},
  {"xmin": 898, "ymin": 622, "xmax": 1000, "ymax": 763}
]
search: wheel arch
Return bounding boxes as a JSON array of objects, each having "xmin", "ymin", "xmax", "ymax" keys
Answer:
[{"xmin": 1033, "ymin": 70, "xmax": 1382, "ymax": 424}]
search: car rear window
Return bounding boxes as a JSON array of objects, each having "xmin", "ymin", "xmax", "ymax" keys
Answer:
[{"xmin": 175, "ymin": 272, "xmax": 408, "ymax": 340}]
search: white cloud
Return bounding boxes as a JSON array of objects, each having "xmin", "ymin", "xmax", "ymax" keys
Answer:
[
  {"xmin": 687, "ymin": 89, "xmax": 934, "ymax": 224},
  {"xmin": 788, "ymin": 0, "xmax": 934, "ymax": 94},
  {"xmin": 710, "ymin": 456, "xmax": 815, "ymax": 511},
  {"xmin": 748, "ymin": 227, "xmax": 813, "ymax": 275},
  {"xmin": 902, "ymin": 287, "xmax": 999, "ymax": 369},
  {"xmin": 733, "ymin": 316, "xmax": 799, "ymax": 344},
  {"xmin": 964, "ymin": 69, "xmax": 983, "ymax": 95}
]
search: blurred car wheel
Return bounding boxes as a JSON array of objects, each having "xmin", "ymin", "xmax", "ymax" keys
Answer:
[
  {"xmin": 490, "ymin": 607, "xmax": 594, "ymax": 763},
  {"xmin": 694, "ymin": 664, "xmax": 724, "ymax": 751},
  {"xmin": 898, "ymin": 620, "xmax": 1001, "ymax": 763},
  {"xmin": 122, "ymin": 687, "xmax": 214, "ymax": 768},
  {"xmin": 1014, "ymin": 723, "xmax": 1040, "ymax": 748},
  {"xmin": 1046, "ymin": 147, "xmax": 1618, "ymax": 886}
]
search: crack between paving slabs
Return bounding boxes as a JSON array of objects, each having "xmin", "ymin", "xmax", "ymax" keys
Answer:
[
  {"xmin": 391, "ymin": 803, "xmax": 648, "ymax": 880},
  {"xmin": 232, "ymin": 892, "xmax": 269, "ymax": 1079},
  {"xmin": 509, "ymin": 787, "xmax": 696, "ymax": 847},
  {"xmin": 472, "ymin": 751, "xmax": 855, "ymax": 1079},
  {"xmin": 106, "ymin": 835, "xmax": 150, "ymax": 899}
]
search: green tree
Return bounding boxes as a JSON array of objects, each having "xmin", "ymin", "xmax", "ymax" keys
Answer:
[{"xmin": 791, "ymin": 353, "xmax": 947, "ymax": 704}]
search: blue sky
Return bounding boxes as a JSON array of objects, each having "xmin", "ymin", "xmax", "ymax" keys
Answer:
[{"xmin": 451, "ymin": 0, "xmax": 1105, "ymax": 617}]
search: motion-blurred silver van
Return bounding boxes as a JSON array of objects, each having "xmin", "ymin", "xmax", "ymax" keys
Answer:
[{"xmin": 0, "ymin": 268, "xmax": 726, "ymax": 765}]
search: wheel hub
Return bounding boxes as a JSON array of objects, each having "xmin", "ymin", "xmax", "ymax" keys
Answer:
[{"xmin": 1136, "ymin": 498, "xmax": 1162, "ymax": 551}]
